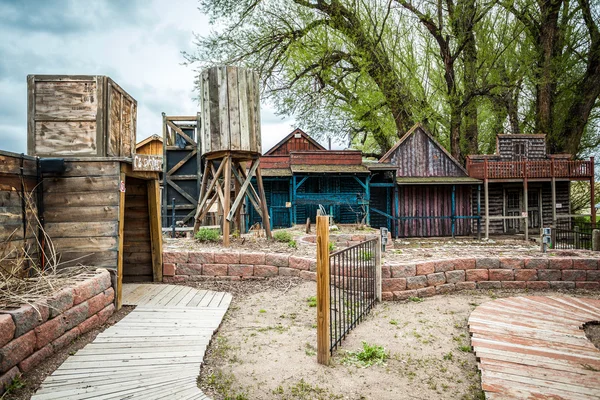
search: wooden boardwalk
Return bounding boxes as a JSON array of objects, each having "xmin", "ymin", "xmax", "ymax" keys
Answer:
[
  {"xmin": 32, "ymin": 284, "xmax": 231, "ymax": 400},
  {"xmin": 469, "ymin": 296, "xmax": 600, "ymax": 400}
]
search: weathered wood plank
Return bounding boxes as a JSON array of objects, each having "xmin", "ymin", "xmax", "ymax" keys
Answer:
[
  {"xmin": 43, "ymin": 176, "xmax": 118, "ymax": 193},
  {"xmin": 44, "ymin": 206, "xmax": 118, "ymax": 223}
]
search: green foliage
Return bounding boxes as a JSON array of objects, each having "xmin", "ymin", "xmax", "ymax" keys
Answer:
[
  {"xmin": 288, "ymin": 239, "xmax": 297, "ymax": 249},
  {"xmin": 359, "ymin": 250, "xmax": 373, "ymax": 261},
  {"xmin": 187, "ymin": 0, "xmax": 600, "ymax": 159},
  {"xmin": 342, "ymin": 341, "xmax": 389, "ymax": 367},
  {"xmin": 195, "ymin": 227, "xmax": 220, "ymax": 242},
  {"xmin": 458, "ymin": 345, "xmax": 472, "ymax": 353},
  {"xmin": 306, "ymin": 296, "xmax": 317, "ymax": 307},
  {"xmin": 273, "ymin": 231, "xmax": 293, "ymax": 243},
  {"xmin": 443, "ymin": 352, "xmax": 454, "ymax": 361},
  {"xmin": 328, "ymin": 242, "xmax": 335, "ymax": 252},
  {"xmin": 408, "ymin": 296, "xmax": 424, "ymax": 303}
]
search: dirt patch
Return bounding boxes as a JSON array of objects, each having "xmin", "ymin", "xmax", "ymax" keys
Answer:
[
  {"xmin": 584, "ymin": 322, "xmax": 600, "ymax": 351},
  {"xmin": 198, "ymin": 282, "xmax": 600, "ymax": 400},
  {"xmin": 3, "ymin": 305, "xmax": 134, "ymax": 400}
]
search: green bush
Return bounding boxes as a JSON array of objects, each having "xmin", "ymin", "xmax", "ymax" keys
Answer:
[
  {"xmin": 195, "ymin": 227, "xmax": 220, "ymax": 242},
  {"xmin": 288, "ymin": 239, "xmax": 297, "ymax": 249},
  {"xmin": 342, "ymin": 341, "xmax": 389, "ymax": 367},
  {"xmin": 273, "ymin": 231, "xmax": 293, "ymax": 243}
]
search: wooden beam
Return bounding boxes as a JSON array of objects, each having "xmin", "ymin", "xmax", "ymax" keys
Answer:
[
  {"xmin": 166, "ymin": 120, "xmax": 196, "ymax": 147},
  {"xmin": 116, "ymin": 169, "xmax": 126, "ymax": 310},
  {"xmin": 165, "ymin": 178, "xmax": 197, "ymax": 206},
  {"xmin": 226, "ymin": 159, "xmax": 260, "ymax": 221},
  {"xmin": 210, "ymin": 162, "xmax": 226, "ymax": 208},
  {"xmin": 591, "ymin": 157, "xmax": 596, "ymax": 229},
  {"xmin": 194, "ymin": 158, "xmax": 226, "ymax": 221},
  {"xmin": 233, "ymin": 163, "xmax": 263, "ymax": 217},
  {"xmin": 147, "ymin": 179, "xmax": 163, "ymax": 283},
  {"xmin": 166, "ymin": 149, "xmax": 197, "ymax": 176},
  {"xmin": 223, "ymin": 155, "xmax": 231, "ymax": 247},
  {"xmin": 255, "ymin": 163, "xmax": 272, "ymax": 239},
  {"xmin": 524, "ymin": 178, "xmax": 528, "ymax": 241},
  {"xmin": 484, "ymin": 179, "xmax": 489, "ymax": 240},
  {"xmin": 316, "ymin": 215, "xmax": 330, "ymax": 365}
]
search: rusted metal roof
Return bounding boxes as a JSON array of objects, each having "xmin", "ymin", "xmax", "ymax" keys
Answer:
[
  {"xmin": 260, "ymin": 168, "xmax": 292, "ymax": 177},
  {"xmin": 395, "ymin": 176, "xmax": 481, "ymax": 185},
  {"xmin": 291, "ymin": 164, "xmax": 370, "ymax": 174}
]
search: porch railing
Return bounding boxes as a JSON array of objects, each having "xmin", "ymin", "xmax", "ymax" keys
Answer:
[{"xmin": 467, "ymin": 159, "xmax": 593, "ymax": 180}]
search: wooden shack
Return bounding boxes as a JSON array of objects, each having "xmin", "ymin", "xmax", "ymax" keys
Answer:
[
  {"xmin": 249, "ymin": 129, "xmax": 370, "ymax": 228},
  {"xmin": 136, "ymin": 134, "xmax": 163, "ymax": 155},
  {"xmin": 373, "ymin": 123, "xmax": 481, "ymax": 238},
  {"xmin": 467, "ymin": 134, "xmax": 595, "ymax": 239},
  {"xmin": 27, "ymin": 75, "xmax": 137, "ymax": 158}
]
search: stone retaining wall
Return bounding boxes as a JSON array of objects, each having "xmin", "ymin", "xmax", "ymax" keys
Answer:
[
  {"xmin": 0, "ymin": 269, "xmax": 115, "ymax": 394},
  {"xmin": 164, "ymin": 251, "xmax": 600, "ymax": 299}
]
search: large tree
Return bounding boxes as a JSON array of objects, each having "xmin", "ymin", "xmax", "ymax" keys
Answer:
[{"xmin": 185, "ymin": 0, "xmax": 600, "ymax": 160}]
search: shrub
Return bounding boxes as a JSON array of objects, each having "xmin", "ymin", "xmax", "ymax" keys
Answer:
[
  {"xmin": 288, "ymin": 239, "xmax": 297, "ymax": 249},
  {"xmin": 328, "ymin": 242, "xmax": 335, "ymax": 252},
  {"xmin": 342, "ymin": 341, "xmax": 389, "ymax": 367},
  {"xmin": 195, "ymin": 227, "xmax": 220, "ymax": 242},
  {"xmin": 273, "ymin": 231, "xmax": 293, "ymax": 243}
]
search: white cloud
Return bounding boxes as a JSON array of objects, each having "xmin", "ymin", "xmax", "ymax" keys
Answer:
[{"xmin": 0, "ymin": 0, "xmax": 294, "ymax": 155}]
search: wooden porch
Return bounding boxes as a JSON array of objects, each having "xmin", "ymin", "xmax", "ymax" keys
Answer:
[{"xmin": 467, "ymin": 158, "xmax": 594, "ymax": 181}]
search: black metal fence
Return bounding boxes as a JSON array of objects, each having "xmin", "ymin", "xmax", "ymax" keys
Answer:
[
  {"xmin": 329, "ymin": 238, "xmax": 377, "ymax": 353},
  {"xmin": 553, "ymin": 219, "xmax": 594, "ymax": 250}
]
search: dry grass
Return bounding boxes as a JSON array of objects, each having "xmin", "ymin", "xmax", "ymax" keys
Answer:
[{"xmin": 0, "ymin": 188, "xmax": 93, "ymax": 310}]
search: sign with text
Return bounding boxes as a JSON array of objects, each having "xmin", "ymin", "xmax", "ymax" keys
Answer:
[{"xmin": 133, "ymin": 153, "xmax": 163, "ymax": 172}]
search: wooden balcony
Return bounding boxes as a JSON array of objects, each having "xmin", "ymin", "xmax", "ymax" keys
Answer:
[{"xmin": 467, "ymin": 159, "xmax": 594, "ymax": 180}]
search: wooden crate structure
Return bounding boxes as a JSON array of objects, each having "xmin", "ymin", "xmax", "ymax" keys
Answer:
[
  {"xmin": 0, "ymin": 151, "xmax": 162, "ymax": 309},
  {"xmin": 27, "ymin": 75, "xmax": 137, "ymax": 158}
]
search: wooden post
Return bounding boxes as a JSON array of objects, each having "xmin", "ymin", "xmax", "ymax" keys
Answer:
[
  {"xmin": 255, "ymin": 162, "xmax": 272, "ymax": 239},
  {"xmin": 591, "ymin": 156, "xmax": 596, "ymax": 229},
  {"xmin": 575, "ymin": 225, "xmax": 581, "ymax": 249},
  {"xmin": 116, "ymin": 170, "xmax": 126, "ymax": 310},
  {"xmin": 223, "ymin": 155, "xmax": 232, "ymax": 247},
  {"xmin": 524, "ymin": 178, "xmax": 529, "ymax": 241},
  {"xmin": 161, "ymin": 113, "xmax": 168, "ymax": 229},
  {"xmin": 593, "ymin": 229, "xmax": 600, "ymax": 251},
  {"xmin": 484, "ymin": 159, "xmax": 489, "ymax": 240},
  {"xmin": 375, "ymin": 234, "xmax": 382, "ymax": 302},
  {"xmin": 147, "ymin": 179, "xmax": 163, "ymax": 282},
  {"xmin": 477, "ymin": 184, "xmax": 481, "ymax": 240},
  {"xmin": 551, "ymin": 159, "xmax": 557, "ymax": 226},
  {"xmin": 316, "ymin": 215, "xmax": 330, "ymax": 365}
]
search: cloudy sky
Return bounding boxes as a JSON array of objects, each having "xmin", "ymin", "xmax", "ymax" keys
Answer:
[{"xmin": 0, "ymin": 0, "xmax": 301, "ymax": 155}]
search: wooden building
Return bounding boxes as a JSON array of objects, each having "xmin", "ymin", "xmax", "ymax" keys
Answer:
[
  {"xmin": 371, "ymin": 124, "xmax": 481, "ymax": 238},
  {"xmin": 136, "ymin": 134, "xmax": 163, "ymax": 155},
  {"xmin": 467, "ymin": 134, "xmax": 595, "ymax": 239},
  {"xmin": 248, "ymin": 129, "xmax": 370, "ymax": 228},
  {"xmin": 21, "ymin": 74, "xmax": 163, "ymax": 308}
]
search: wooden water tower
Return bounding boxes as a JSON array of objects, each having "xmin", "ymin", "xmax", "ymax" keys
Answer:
[{"xmin": 193, "ymin": 66, "xmax": 272, "ymax": 246}]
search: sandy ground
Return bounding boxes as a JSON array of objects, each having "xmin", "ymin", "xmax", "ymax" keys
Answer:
[{"xmin": 198, "ymin": 280, "xmax": 600, "ymax": 400}]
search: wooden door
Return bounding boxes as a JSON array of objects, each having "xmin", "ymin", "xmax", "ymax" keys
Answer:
[
  {"xmin": 505, "ymin": 189, "xmax": 521, "ymax": 233},
  {"xmin": 527, "ymin": 189, "xmax": 541, "ymax": 229}
]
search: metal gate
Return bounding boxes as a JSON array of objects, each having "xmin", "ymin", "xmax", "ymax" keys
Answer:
[{"xmin": 553, "ymin": 220, "xmax": 593, "ymax": 250}]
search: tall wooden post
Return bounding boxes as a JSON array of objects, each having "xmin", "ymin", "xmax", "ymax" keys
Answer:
[
  {"xmin": 484, "ymin": 159, "xmax": 489, "ymax": 240},
  {"xmin": 591, "ymin": 157, "xmax": 596, "ymax": 229},
  {"xmin": 316, "ymin": 215, "xmax": 330, "ymax": 365},
  {"xmin": 375, "ymin": 234, "xmax": 382, "ymax": 302},
  {"xmin": 255, "ymin": 165, "xmax": 272, "ymax": 239},
  {"xmin": 477, "ymin": 184, "xmax": 481, "ymax": 240},
  {"xmin": 524, "ymin": 177, "xmax": 528, "ymax": 241},
  {"xmin": 551, "ymin": 159, "xmax": 557, "ymax": 226},
  {"xmin": 223, "ymin": 156, "xmax": 231, "ymax": 247}
]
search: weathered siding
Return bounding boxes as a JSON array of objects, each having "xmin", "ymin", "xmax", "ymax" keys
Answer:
[
  {"xmin": 136, "ymin": 137, "xmax": 163, "ymax": 156},
  {"xmin": 386, "ymin": 127, "xmax": 466, "ymax": 177},
  {"xmin": 0, "ymin": 153, "xmax": 39, "ymax": 274},
  {"xmin": 122, "ymin": 177, "xmax": 153, "ymax": 282},
  {"xmin": 43, "ymin": 160, "xmax": 121, "ymax": 269},
  {"xmin": 267, "ymin": 130, "xmax": 325, "ymax": 155},
  {"xmin": 496, "ymin": 135, "xmax": 546, "ymax": 160},
  {"xmin": 396, "ymin": 185, "xmax": 472, "ymax": 237},
  {"xmin": 28, "ymin": 75, "xmax": 137, "ymax": 158}
]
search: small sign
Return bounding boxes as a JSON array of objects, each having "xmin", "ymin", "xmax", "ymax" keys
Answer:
[
  {"xmin": 133, "ymin": 154, "xmax": 163, "ymax": 172},
  {"xmin": 543, "ymin": 227, "xmax": 551, "ymax": 236},
  {"xmin": 556, "ymin": 203, "xmax": 562, "ymax": 208},
  {"xmin": 119, "ymin": 180, "xmax": 126, "ymax": 193},
  {"xmin": 285, "ymin": 202, "xmax": 292, "ymax": 208},
  {"xmin": 521, "ymin": 211, "xmax": 528, "ymax": 217},
  {"xmin": 542, "ymin": 236, "xmax": 551, "ymax": 244}
]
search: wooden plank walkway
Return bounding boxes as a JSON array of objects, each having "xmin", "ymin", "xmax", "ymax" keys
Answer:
[
  {"xmin": 469, "ymin": 296, "xmax": 600, "ymax": 400},
  {"xmin": 32, "ymin": 284, "xmax": 231, "ymax": 400}
]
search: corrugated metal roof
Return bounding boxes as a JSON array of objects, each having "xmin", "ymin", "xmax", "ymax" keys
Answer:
[
  {"xmin": 260, "ymin": 168, "xmax": 292, "ymax": 177},
  {"xmin": 291, "ymin": 164, "xmax": 370, "ymax": 174},
  {"xmin": 396, "ymin": 176, "xmax": 482, "ymax": 185}
]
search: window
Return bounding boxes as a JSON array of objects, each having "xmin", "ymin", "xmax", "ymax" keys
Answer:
[{"xmin": 514, "ymin": 142, "xmax": 526, "ymax": 160}]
